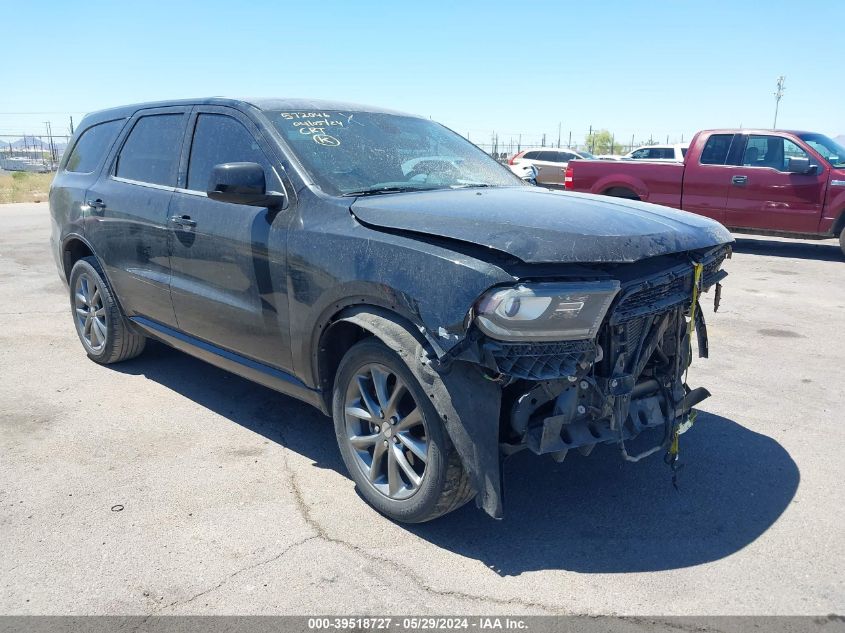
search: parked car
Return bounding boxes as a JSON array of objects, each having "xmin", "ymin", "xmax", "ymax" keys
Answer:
[
  {"xmin": 623, "ymin": 144, "xmax": 688, "ymax": 162},
  {"xmin": 565, "ymin": 129, "xmax": 845, "ymax": 256},
  {"xmin": 508, "ymin": 147, "xmax": 595, "ymax": 186},
  {"xmin": 507, "ymin": 161, "xmax": 539, "ymax": 184},
  {"xmin": 50, "ymin": 98, "xmax": 732, "ymax": 522}
]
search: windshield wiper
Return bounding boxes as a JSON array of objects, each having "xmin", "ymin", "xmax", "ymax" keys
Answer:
[
  {"xmin": 342, "ymin": 186, "xmax": 435, "ymax": 197},
  {"xmin": 450, "ymin": 183, "xmax": 494, "ymax": 189}
]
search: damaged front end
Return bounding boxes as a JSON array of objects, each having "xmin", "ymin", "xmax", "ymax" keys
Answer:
[{"xmin": 449, "ymin": 244, "xmax": 730, "ymax": 494}]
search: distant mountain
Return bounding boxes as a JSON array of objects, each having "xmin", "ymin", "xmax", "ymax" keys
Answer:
[{"xmin": 8, "ymin": 136, "xmax": 66, "ymax": 151}]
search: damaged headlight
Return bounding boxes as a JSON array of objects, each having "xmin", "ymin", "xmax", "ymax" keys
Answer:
[{"xmin": 475, "ymin": 281, "xmax": 620, "ymax": 341}]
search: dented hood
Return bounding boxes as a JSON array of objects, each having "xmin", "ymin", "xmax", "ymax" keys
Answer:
[{"xmin": 350, "ymin": 187, "xmax": 733, "ymax": 263}]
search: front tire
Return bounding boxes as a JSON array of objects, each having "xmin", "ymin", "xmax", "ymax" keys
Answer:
[
  {"xmin": 332, "ymin": 338, "xmax": 474, "ymax": 523},
  {"xmin": 839, "ymin": 227, "xmax": 845, "ymax": 258},
  {"xmin": 69, "ymin": 256, "xmax": 146, "ymax": 364}
]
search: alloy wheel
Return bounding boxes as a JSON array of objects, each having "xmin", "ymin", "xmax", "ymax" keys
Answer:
[
  {"xmin": 343, "ymin": 363, "xmax": 429, "ymax": 500},
  {"xmin": 74, "ymin": 273, "xmax": 107, "ymax": 353}
]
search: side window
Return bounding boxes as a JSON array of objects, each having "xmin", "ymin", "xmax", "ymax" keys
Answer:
[
  {"xmin": 186, "ymin": 114, "xmax": 273, "ymax": 192},
  {"xmin": 680, "ymin": 147, "xmax": 688, "ymax": 158},
  {"xmin": 64, "ymin": 120, "xmax": 123, "ymax": 174},
  {"xmin": 536, "ymin": 151, "xmax": 556, "ymax": 162},
  {"xmin": 783, "ymin": 139, "xmax": 809, "ymax": 161},
  {"xmin": 559, "ymin": 152, "xmax": 576, "ymax": 162},
  {"xmin": 115, "ymin": 114, "xmax": 184, "ymax": 186},
  {"xmin": 630, "ymin": 149, "xmax": 648, "ymax": 159},
  {"xmin": 522, "ymin": 151, "xmax": 539, "ymax": 160},
  {"xmin": 741, "ymin": 135, "xmax": 804, "ymax": 170},
  {"xmin": 699, "ymin": 134, "xmax": 735, "ymax": 165}
]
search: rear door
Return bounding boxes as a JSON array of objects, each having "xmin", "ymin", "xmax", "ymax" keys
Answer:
[
  {"xmin": 168, "ymin": 106, "xmax": 294, "ymax": 371},
  {"xmin": 679, "ymin": 133, "xmax": 738, "ymax": 223},
  {"xmin": 534, "ymin": 150, "xmax": 568, "ymax": 185},
  {"xmin": 84, "ymin": 107, "xmax": 189, "ymax": 326},
  {"xmin": 724, "ymin": 134, "xmax": 828, "ymax": 232}
]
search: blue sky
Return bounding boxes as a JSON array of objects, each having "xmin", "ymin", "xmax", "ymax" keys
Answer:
[{"xmin": 2, "ymin": 0, "xmax": 842, "ymax": 145}]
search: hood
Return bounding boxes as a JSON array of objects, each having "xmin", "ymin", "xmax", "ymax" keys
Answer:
[{"xmin": 350, "ymin": 187, "xmax": 733, "ymax": 264}]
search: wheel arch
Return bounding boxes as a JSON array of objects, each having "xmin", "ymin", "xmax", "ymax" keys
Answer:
[
  {"xmin": 314, "ymin": 304, "xmax": 435, "ymax": 412},
  {"xmin": 60, "ymin": 234, "xmax": 97, "ymax": 282},
  {"xmin": 602, "ymin": 186, "xmax": 642, "ymax": 200}
]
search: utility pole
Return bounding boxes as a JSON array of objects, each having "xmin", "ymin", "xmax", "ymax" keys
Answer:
[
  {"xmin": 567, "ymin": 131, "xmax": 572, "ymax": 149},
  {"xmin": 588, "ymin": 125, "xmax": 593, "ymax": 153},
  {"xmin": 45, "ymin": 122, "xmax": 56, "ymax": 170},
  {"xmin": 517, "ymin": 133, "xmax": 521, "ymax": 153},
  {"xmin": 773, "ymin": 75, "xmax": 786, "ymax": 129},
  {"xmin": 557, "ymin": 122, "xmax": 561, "ymax": 148},
  {"xmin": 69, "ymin": 115, "xmax": 75, "ymax": 135},
  {"xmin": 541, "ymin": 133, "xmax": 546, "ymax": 147}
]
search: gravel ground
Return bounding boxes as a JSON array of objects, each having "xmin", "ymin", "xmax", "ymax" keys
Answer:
[{"xmin": 1, "ymin": 202, "xmax": 843, "ymax": 615}]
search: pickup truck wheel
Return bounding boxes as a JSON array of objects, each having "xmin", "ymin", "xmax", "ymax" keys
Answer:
[
  {"xmin": 839, "ymin": 227, "xmax": 845, "ymax": 258},
  {"xmin": 332, "ymin": 338, "xmax": 474, "ymax": 523},
  {"xmin": 69, "ymin": 256, "xmax": 146, "ymax": 364}
]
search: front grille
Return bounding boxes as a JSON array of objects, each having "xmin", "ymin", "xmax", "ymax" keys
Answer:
[
  {"xmin": 613, "ymin": 252, "xmax": 726, "ymax": 324},
  {"xmin": 488, "ymin": 340, "xmax": 595, "ymax": 380}
]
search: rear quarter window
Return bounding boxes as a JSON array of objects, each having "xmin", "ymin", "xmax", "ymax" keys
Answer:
[
  {"xmin": 64, "ymin": 120, "xmax": 123, "ymax": 174},
  {"xmin": 699, "ymin": 134, "xmax": 735, "ymax": 165}
]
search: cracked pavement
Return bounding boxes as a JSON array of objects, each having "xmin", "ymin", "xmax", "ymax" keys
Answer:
[{"xmin": 1, "ymin": 203, "xmax": 843, "ymax": 615}]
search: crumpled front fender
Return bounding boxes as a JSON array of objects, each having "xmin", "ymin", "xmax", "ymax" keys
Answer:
[{"xmin": 336, "ymin": 308, "xmax": 504, "ymax": 518}]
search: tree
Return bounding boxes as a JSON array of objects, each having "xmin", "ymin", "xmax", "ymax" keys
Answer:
[{"xmin": 584, "ymin": 129, "xmax": 624, "ymax": 155}]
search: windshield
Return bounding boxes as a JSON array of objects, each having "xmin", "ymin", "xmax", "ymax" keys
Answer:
[
  {"xmin": 266, "ymin": 110, "xmax": 522, "ymax": 195},
  {"xmin": 799, "ymin": 133, "xmax": 845, "ymax": 168}
]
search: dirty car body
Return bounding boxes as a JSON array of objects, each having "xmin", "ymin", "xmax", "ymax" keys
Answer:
[{"xmin": 50, "ymin": 98, "xmax": 733, "ymax": 522}]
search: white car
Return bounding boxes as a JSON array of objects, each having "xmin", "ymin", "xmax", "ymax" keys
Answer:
[
  {"xmin": 508, "ymin": 148, "xmax": 595, "ymax": 186},
  {"xmin": 508, "ymin": 162, "xmax": 538, "ymax": 183},
  {"xmin": 623, "ymin": 144, "xmax": 688, "ymax": 162}
]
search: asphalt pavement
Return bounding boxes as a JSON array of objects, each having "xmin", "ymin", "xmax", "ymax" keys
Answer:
[{"xmin": 1, "ymin": 202, "xmax": 843, "ymax": 615}]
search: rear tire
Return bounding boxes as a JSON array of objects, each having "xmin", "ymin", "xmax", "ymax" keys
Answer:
[
  {"xmin": 332, "ymin": 338, "xmax": 474, "ymax": 523},
  {"xmin": 839, "ymin": 227, "xmax": 845, "ymax": 258},
  {"xmin": 69, "ymin": 256, "xmax": 146, "ymax": 364}
]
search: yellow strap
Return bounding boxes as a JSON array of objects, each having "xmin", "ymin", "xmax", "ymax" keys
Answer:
[{"xmin": 688, "ymin": 262, "xmax": 704, "ymax": 335}]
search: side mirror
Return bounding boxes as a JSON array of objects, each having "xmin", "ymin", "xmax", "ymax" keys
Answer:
[
  {"xmin": 785, "ymin": 156, "xmax": 812, "ymax": 174},
  {"xmin": 207, "ymin": 162, "xmax": 286, "ymax": 207}
]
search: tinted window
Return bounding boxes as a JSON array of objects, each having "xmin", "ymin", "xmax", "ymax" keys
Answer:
[
  {"xmin": 558, "ymin": 152, "xmax": 577, "ymax": 162},
  {"xmin": 115, "ymin": 114, "xmax": 184, "ymax": 186},
  {"xmin": 64, "ymin": 120, "xmax": 123, "ymax": 173},
  {"xmin": 680, "ymin": 147, "xmax": 688, "ymax": 158},
  {"xmin": 699, "ymin": 134, "xmax": 735, "ymax": 165},
  {"xmin": 630, "ymin": 149, "xmax": 648, "ymax": 159},
  {"xmin": 523, "ymin": 151, "xmax": 540, "ymax": 160},
  {"xmin": 187, "ymin": 114, "xmax": 271, "ymax": 191},
  {"xmin": 536, "ymin": 151, "xmax": 558, "ymax": 161}
]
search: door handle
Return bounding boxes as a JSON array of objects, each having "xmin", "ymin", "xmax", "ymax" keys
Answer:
[
  {"xmin": 169, "ymin": 215, "xmax": 197, "ymax": 228},
  {"xmin": 85, "ymin": 198, "xmax": 106, "ymax": 214},
  {"xmin": 731, "ymin": 175, "xmax": 748, "ymax": 186}
]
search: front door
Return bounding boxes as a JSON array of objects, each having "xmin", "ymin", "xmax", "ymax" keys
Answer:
[
  {"xmin": 84, "ymin": 107, "xmax": 189, "ymax": 327},
  {"xmin": 725, "ymin": 134, "xmax": 828, "ymax": 232},
  {"xmin": 168, "ymin": 107, "xmax": 293, "ymax": 371}
]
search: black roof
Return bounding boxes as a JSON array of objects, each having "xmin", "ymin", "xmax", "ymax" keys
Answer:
[{"xmin": 78, "ymin": 97, "xmax": 419, "ymax": 128}]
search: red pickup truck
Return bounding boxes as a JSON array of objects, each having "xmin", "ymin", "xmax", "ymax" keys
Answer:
[{"xmin": 565, "ymin": 129, "xmax": 845, "ymax": 256}]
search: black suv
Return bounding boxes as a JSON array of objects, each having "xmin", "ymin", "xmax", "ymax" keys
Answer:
[{"xmin": 50, "ymin": 98, "xmax": 732, "ymax": 522}]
